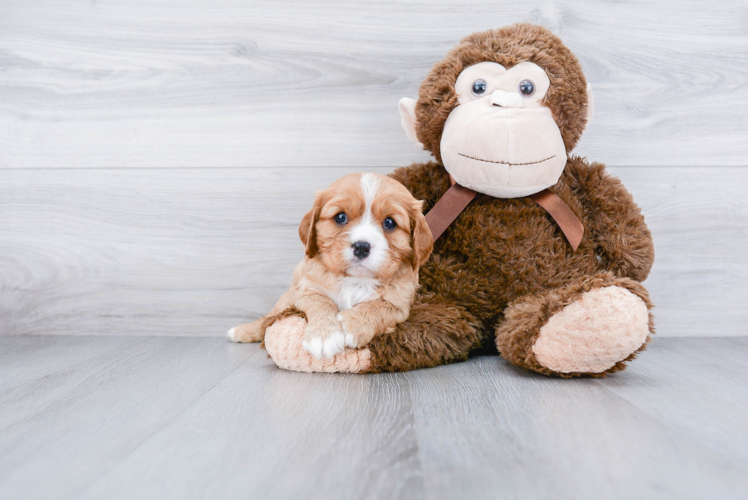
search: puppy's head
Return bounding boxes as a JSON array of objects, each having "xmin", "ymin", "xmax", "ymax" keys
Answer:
[{"xmin": 299, "ymin": 173, "xmax": 432, "ymax": 279}]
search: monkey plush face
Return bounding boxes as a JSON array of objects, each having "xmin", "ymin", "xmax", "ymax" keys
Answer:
[
  {"xmin": 399, "ymin": 24, "xmax": 594, "ymax": 198},
  {"xmin": 440, "ymin": 61, "xmax": 567, "ymax": 197}
]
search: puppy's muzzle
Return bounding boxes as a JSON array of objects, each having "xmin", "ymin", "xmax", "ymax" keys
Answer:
[{"xmin": 352, "ymin": 241, "xmax": 371, "ymax": 260}]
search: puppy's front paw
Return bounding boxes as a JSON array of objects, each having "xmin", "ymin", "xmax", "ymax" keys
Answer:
[
  {"xmin": 337, "ymin": 309, "xmax": 377, "ymax": 349},
  {"xmin": 302, "ymin": 319, "xmax": 346, "ymax": 359}
]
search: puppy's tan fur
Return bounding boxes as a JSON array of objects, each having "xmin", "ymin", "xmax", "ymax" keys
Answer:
[{"xmin": 229, "ymin": 173, "xmax": 432, "ymax": 358}]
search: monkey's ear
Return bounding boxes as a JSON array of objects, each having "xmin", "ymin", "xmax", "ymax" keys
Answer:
[
  {"xmin": 398, "ymin": 98, "xmax": 424, "ymax": 148},
  {"xmin": 585, "ymin": 83, "xmax": 595, "ymax": 127}
]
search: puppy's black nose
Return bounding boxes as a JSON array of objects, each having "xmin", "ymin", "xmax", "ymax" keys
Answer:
[{"xmin": 352, "ymin": 241, "xmax": 371, "ymax": 260}]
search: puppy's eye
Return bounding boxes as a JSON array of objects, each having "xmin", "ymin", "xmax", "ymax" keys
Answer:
[
  {"xmin": 382, "ymin": 217, "xmax": 396, "ymax": 231},
  {"xmin": 519, "ymin": 80, "xmax": 535, "ymax": 96},
  {"xmin": 471, "ymin": 79, "xmax": 487, "ymax": 96},
  {"xmin": 334, "ymin": 212, "xmax": 347, "ymax": 225}
]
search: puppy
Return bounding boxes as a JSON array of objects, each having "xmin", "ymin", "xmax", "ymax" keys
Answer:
[{"xmin": 227, "ymin": 172, "xmax": 433, "ymax": 359}]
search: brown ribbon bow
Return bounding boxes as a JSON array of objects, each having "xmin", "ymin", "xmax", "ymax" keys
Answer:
[{"xmin": 424, "ymin": 177, "xmax": 584, "ymax": 251}]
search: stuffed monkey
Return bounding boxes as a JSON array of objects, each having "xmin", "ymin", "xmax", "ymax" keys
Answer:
[{"xmin": 258, "ymin": 23, "xmax": 655, "ymax": 377}]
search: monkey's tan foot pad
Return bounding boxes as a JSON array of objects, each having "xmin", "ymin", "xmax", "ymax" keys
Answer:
[
  {"xmin": 532, "ymin": 286, "xmax": 650, "ymax": 374},
  {"xmin": 264, "ymin": 316, "xmax": 373, "ymax": 373}
]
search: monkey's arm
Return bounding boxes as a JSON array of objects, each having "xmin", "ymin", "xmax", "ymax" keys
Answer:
[
  {"xmin": 565, "ymin": 156, "xmax": 654, "ymax": 281},
  {"xmin": 389, "ymin": 161, "xmax": 451, "ymax": 212}
]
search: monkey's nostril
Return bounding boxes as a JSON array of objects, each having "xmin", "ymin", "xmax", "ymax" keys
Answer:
[{"xmin": 352, "ymin": 241, "xmax": 371, "ymax": 260}]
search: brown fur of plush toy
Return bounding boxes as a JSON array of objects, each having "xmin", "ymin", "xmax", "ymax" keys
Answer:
[
  {"xmin": 263, "ymin": 23, "xmax": 655, "ymax": 377},
  {"xmin": 365, "ymin": 155, "xmax": 654, "ymax": 376}
]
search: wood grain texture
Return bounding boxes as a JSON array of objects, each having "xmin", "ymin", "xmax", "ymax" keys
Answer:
[
  {"xmin": 1, "ymin": 166, "xmax": 746, "ymax": 338},
  {"xmin": 598, "ymin": 337, "xmax": 748, "ymax": 469},
  {"xmin": 0, "ymin": 336, "xmax": 746, "ymax": 499},
  {"xmin": 0, "ymin": 337, "xmax": 259, "ymax": 499},
  {"xmin": 0, "ymin": 335, "xmax": 140, "ymax": 394},
  {"xmin": 404, "ymin": 345, "xmax": 748, "ymax": 499},
  {"xmin": 82, "ymin": 352, "xmax": 423, "ymax": 500},
  {"xmin": 2, "ymin": 0, "xmax": 748, "ymax": 168}
]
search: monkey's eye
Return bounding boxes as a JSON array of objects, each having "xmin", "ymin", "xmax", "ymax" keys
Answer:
[
  {"xmin": 382, "ymin": 217, "xmax": 397, "ymax": 231},
  {"xmin": 334, "ymin": 212, "xmax": 348, "ymax": 225},
  {"xmin": 471, "ymin": 79, "xmax": 487, "ymax": 96},
  {"xmin": 519, "ymin": 80, "xmax": 535, "ymax": 96}
]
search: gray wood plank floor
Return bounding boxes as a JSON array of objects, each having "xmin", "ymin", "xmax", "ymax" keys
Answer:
[{"xmin": 0, "ymin": 336, "xmax": 746, "ymax": 500}]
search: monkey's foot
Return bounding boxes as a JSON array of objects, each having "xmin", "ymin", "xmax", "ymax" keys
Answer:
[
  {"xmin": 496, "ymin": 275, "xmax": 654, "ymax": 377},
  {"xmin": 264, "ymin": 316, "xmax": 373, "ymax": 373},
  {"xmin": 531, "ymin": 286, "xmax": 650, "ymax": 374}
]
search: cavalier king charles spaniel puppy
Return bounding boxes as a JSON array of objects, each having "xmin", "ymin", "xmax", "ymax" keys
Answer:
[{"xmin": 227, "ymin": 173, "xmax": 433, "ymax": 359}]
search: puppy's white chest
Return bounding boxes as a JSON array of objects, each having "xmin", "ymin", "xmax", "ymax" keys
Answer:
[{"xmin": 332, "ymin": 277, "xmax": 379, "ymax": 311}]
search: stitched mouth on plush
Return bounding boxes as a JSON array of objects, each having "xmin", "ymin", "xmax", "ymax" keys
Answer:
[{"xmin": 457, "ymin": 153, "xmax": 557, "ymax": 167}]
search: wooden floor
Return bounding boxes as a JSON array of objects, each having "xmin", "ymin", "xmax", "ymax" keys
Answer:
[{"xmin": 0, "ymin": 336, "xmax": 746, "ymax": 499}]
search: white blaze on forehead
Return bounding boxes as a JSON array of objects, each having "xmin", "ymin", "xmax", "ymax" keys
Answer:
[
  {"xmin": 360, "ymin": 173, "xmax": 380, "ymax": 207},
  {"xmin": 345, "ymin": 173, "xmax": 389, "ymax": 275}
]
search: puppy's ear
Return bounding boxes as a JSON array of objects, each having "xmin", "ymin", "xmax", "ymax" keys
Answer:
[
  {"xmin": 299, "ymin": 191, "xmax": 324, "ymax": 258},
  {"xmin": 410, "ymin": 200, "xmax": 433, "ymax": 270}
]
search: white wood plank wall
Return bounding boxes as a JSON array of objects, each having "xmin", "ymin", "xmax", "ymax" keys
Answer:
[{"xmin": 1, "ymin": 0, "xmax": 747, "ymax": 337}]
